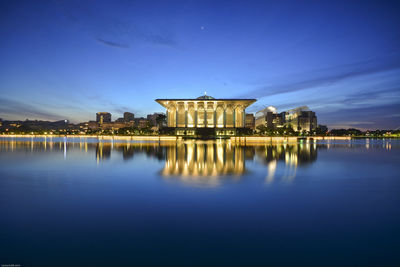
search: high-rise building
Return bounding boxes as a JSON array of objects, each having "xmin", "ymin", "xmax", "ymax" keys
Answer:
[
  {"xmin": 96, "ymin": 112, "xmax": 111, "ymax": 124},
  {"xmin": 123, "ymin": 112, "xmax": 134, "ymax": 122}
]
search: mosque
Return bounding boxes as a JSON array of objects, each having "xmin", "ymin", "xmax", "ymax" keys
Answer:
[{"xmin": 155, "ymin": 94, "xmax": 256, "ymax": 136}]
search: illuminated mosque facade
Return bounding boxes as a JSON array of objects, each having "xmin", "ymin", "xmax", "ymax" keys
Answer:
[{"xmin": 155, "ymin": 94, "xmax": 256, "ymax": 136}]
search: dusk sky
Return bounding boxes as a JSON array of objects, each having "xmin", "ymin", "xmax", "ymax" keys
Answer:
[{"xmin": 1, "ymin": 0, "xmax": 399, "ymax": 129}]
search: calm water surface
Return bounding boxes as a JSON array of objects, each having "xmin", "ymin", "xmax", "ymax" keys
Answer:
[{"xmin": 0, "ymin": 137, "xmax": 399, "ymax": 266}]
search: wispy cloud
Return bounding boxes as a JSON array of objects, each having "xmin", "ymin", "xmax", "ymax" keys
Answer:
[
  {"xmin": 241, "ymin": 57, "xmax": 400, "ymax": 99},
  {"xmin": 342, "ymin": 86, "xmax": 400, "ymax": 105},
  {"xmin": 58, "ymin": 1, "xmax": 179, "ymax": 49},
  {"xmin": 95, "ymin": 38, "xmax": 130, "ymax": 48},
  {"xmin": 0, "ymin": 95, "xmax": 141, "ymax": 122},
  {"xmin": 320, "ymin": 103, "xmax": 400, "ymax": 130},
  {"xmin": 0, "ymin": 98, "xmax": 66, "ymax": 121},
  {"xmin": 141, "ymin": 33, "xmax": 177, "ymax": 47},
  {"xmin": 332, "ymin": 121, "xmax": 375, "ymax": 125},
  {"xmin": 95, "ymin": 32, "xmax": 177, "ymax": 49},
  {"xmin": 249, "ymin": 85, "xmax": 400, "ymax": 112}
]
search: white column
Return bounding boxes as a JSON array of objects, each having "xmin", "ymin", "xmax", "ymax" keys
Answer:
[
  {"xmin": 223, "ymin": 108, "xmax": 226, "ymax": 128},
  {"xmin": 233, "ymin": 108, "xmax": 236, "ymax": 128}
]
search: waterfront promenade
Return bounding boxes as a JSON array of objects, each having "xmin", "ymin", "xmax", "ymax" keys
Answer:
[{"xmin": 1, "ymin": 134, "xmax": 351, "ymax": 143}]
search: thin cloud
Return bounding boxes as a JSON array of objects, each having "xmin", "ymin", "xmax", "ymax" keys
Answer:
[
  {"xmin": 95, "ymin": 38, "xmax": 130, "ymax": 48},
  {"xmin": 241, "ymin": 57, "xmax": 400, "ymax": 99},
  {"xmin": 320, "ymin": 103, "xmax": 400, "ymax": 129},
  {"xmin": 342, "ymin": 87, "xmax": 400, "ymax": 105},
  {"xmin": 251, "ymin": 86, "xmax": 400, "ymax": 112},
  {"xmin": 58, "ymin": 1, "xmax": 179, "ymax": 49},
  {"xmin": 0, "ymin": 98, "xmax": 66, "ymax": 121},
  {"xmin": 78, "ymin": 92, "xmax": 140, "ymax": 118},
  {"xmin": 141, "ymin": 32, "xmax": 177, "ymax": 48},
  {"xmin": 333, "ymin": 121, "xmax": 375, "ymax": 125}
]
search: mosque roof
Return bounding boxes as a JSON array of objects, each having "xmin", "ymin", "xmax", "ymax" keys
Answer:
[{"xmin": 196, "ymin": 95, "xmax": 215, "ymax": 100}]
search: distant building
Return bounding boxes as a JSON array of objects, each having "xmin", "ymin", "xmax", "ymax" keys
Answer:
[
  {"xmin": 147, "ymin": 113, "xmax": 165, "ymax": 127},
  {"xmin": 96, "ymin": 112, "xmax": 111, "ymax": 124},
  {"xmin": 255, "ymin": 106, "xmax": 317, "ymax": 132},
  {"xmin": 124, "ymin": 112, "xmax": 135, "ymax": 122},
  {"xmin": 79, "ymin": 121, "xmax": 99, "ymax": 131},
  {"xmin": 245, "ymin": 114, "xmax": 255, "ymax": 130},
  {"xmin": 79, "ymin": 121, "xmax": 96, "ymax": 132},
  {"xmin": 134, "ymin": 118, "xmax": 148, "ymax": 129},
  {"xmin": 285, "ymin": 107, "xmax": 317, "ymax": 132},
  {"xmin": 255, "ymin": 106, "xmax": 285, "ymax": 129},
  {"xmin": 101, "ymin": 122, "xmax": 130, "ymax": 130}
]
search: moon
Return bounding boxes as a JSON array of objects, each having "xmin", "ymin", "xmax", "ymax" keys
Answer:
[{"xmin": 200, "ymin": 26, "xmax": 205, "ymax": 30}]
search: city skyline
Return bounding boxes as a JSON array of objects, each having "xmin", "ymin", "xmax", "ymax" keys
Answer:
[{"xmin": 1, "ymin": 0, "xmax": 400, "ymax": 129}]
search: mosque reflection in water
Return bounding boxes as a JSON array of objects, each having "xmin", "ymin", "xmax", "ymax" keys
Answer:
[
  {"xmin": 162, "ymin": 142, "xmax": 246, "ymax": 177},
  {"xmin": 92, "ymin": 142, "xmax": 318, "ymax": 181}
]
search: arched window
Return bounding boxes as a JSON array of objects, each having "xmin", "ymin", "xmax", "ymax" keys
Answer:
[
  {"xmin": 197, "ymin": 105, "xmax": 205, "ymax": 127},
  {"xmin": 225, "ymin": 106, "xmax": 234, "ymax": 127},
  {"xmin": 235, "ymin": 106, "xmax": 244, "ymax": 127},
  {"xmin": 206, "ymin": 103, "xmax": 214, "ymax": 127},
  {"xmin": 187, "ymin": 106, "xmax": 195, "ymax": 127},
  {"xmin": 177, "ymin": 103, "xmax": 185, "ymax": 127},
  {"xmin": 167, "ymin": 106, "xmax": 176, "ymax": 127},
  {"xmin": 216, "ymin": 105, "xmax": 224, "ymax": 128}
]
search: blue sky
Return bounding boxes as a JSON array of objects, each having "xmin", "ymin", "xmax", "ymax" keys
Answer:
[{"xmin": 0, "ymin": 0, "xmax": 399, "ymax": 129}]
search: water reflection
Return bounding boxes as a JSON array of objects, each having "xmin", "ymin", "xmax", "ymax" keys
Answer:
[
  {"xmin": 161, "ymin": 142, "xmax": 245, "ymax": 177},
  {"xmin": 252, "ymin": 144, "xmax": 317, "ymax": 184},
  {"xmin": 96, "ymin": 142, "xmax": 111, "ymax": 161},
  {"xmin": 159, "ymin": 142, "xmax": 317, "ymax": 185},
  {"xmin": 0, "ymin": 138, "xmax": 397, "ymax": 186}
]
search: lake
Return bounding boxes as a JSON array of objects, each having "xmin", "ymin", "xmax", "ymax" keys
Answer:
[{"xmin": 0, "ymin": 137, "xmax": 399, "ymax": 266}]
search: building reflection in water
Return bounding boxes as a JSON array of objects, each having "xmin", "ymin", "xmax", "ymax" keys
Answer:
[
  {"xmin": 4, "ymin": 137, "xmax": 379, "ymax": 186},
  {"xmin": 95, "ymin": 142, "xmax": 167, "ymax": 163},
  {"xmin": 252, "ymin": 143, "xmax": 317, "ymax": 184},
  {"xmin": 159, "ymin": 141, "xmax": 320, "ymax": 186},
  {"xmin": 96, "ymin": 143, "xmax": 111, "ymax": 162}
]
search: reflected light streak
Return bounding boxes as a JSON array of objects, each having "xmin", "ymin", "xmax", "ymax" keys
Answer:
[
  {"xmin": 63, "ymin": 137, "xmax": 66, "ymax": 159},
  {"xmin": 265, "ymin": 160, "xmax": 277, "ymax": 184}
]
